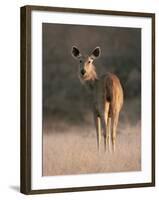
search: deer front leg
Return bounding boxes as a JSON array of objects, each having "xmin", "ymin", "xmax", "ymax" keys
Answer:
[
  {"xmin": 100, "ymin": 115, "xmax": 107, "ymax": 151},
  {"xmin": 97, "ymin": 117, "xmax": 102, "ymax": 151},
  {"xmin": 93, "ymin": 113, "xmax": 102, "ymax": 151}
]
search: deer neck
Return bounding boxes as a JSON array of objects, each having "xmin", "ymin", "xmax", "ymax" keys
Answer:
[{"xmin": 84, "ymin": 70, "xmax": 98, "ymax": 90}]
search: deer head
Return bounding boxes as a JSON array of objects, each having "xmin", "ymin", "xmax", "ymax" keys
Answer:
[{"xmin": 71, "ymin": 46, "xmax": 101, "ymax": 82}]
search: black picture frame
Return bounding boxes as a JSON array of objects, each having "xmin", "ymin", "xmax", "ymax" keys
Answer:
[{"xmin": 20, "ymin": 5, "xmax": 155, "ymax": 195}]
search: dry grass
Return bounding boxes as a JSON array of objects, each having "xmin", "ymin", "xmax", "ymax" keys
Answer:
[{"xmin": 42, "ymin": 119, "xmax": 141, "ymax": 176}]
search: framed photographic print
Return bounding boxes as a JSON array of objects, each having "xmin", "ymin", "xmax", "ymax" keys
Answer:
[{"xmin": 20, "ymin": 5, "xmax": 155, "ymax": 194}]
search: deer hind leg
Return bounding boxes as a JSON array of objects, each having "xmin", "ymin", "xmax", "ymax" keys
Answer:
[
  {"xmin": 111, "ymin": 112, "xmax": 119, "ymax": 152},
  {"xmin": 107, "ymin": 117, "xmax": 111, "ymax": 153},
  {"xmin": 94, "ymin": 113, "xmax": 102, "ymax": 151},
  {"xmin": 105, "ymin": 102, "xmax": 110, "ymax": 152}
]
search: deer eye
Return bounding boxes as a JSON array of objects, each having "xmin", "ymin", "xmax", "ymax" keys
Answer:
[{"xmin": 88, "ymin": 61, "xmax": 91, "ymax": 63}]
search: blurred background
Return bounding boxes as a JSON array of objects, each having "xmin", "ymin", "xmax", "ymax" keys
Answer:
[
  {"xmin": 42, "ymin": 23, "xmax": 141, "ymax": 176},
  {"xmin": 42, "ymin": 23, "xmax": 141, "ymax": 126}
]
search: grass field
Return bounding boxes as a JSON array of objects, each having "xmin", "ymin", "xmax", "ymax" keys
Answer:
[{"xmin": 42, "ymin": 118, "xmax": 141, "ymax": 176}]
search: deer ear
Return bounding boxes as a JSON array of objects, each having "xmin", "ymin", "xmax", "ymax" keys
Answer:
[
  {"xmin": 71, "ymin": 46, "xmax": 81, "ymax": 59},
  {"xmin": 91, "ymin": 47, "xmax": 101, "ymax": 59}
]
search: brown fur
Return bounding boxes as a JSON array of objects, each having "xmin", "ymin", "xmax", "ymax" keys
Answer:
[{"xmin": 72, "ymin": 46, "xmax": 124, "ymax": 152}]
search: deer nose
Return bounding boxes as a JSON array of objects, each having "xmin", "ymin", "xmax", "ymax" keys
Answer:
[{"xmin": 81, "ymin": 69, "xmax": 86, "ymax": 75}]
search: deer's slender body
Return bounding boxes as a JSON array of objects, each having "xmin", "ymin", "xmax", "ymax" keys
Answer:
[{"xmin": 72, "ymin": 46, "xmax": 123, "ymax": 152}]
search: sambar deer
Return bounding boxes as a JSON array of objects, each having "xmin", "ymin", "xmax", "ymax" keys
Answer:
[{"xmin": 72, "ymin": 46, "xmax": 123, "ymax": 152}]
